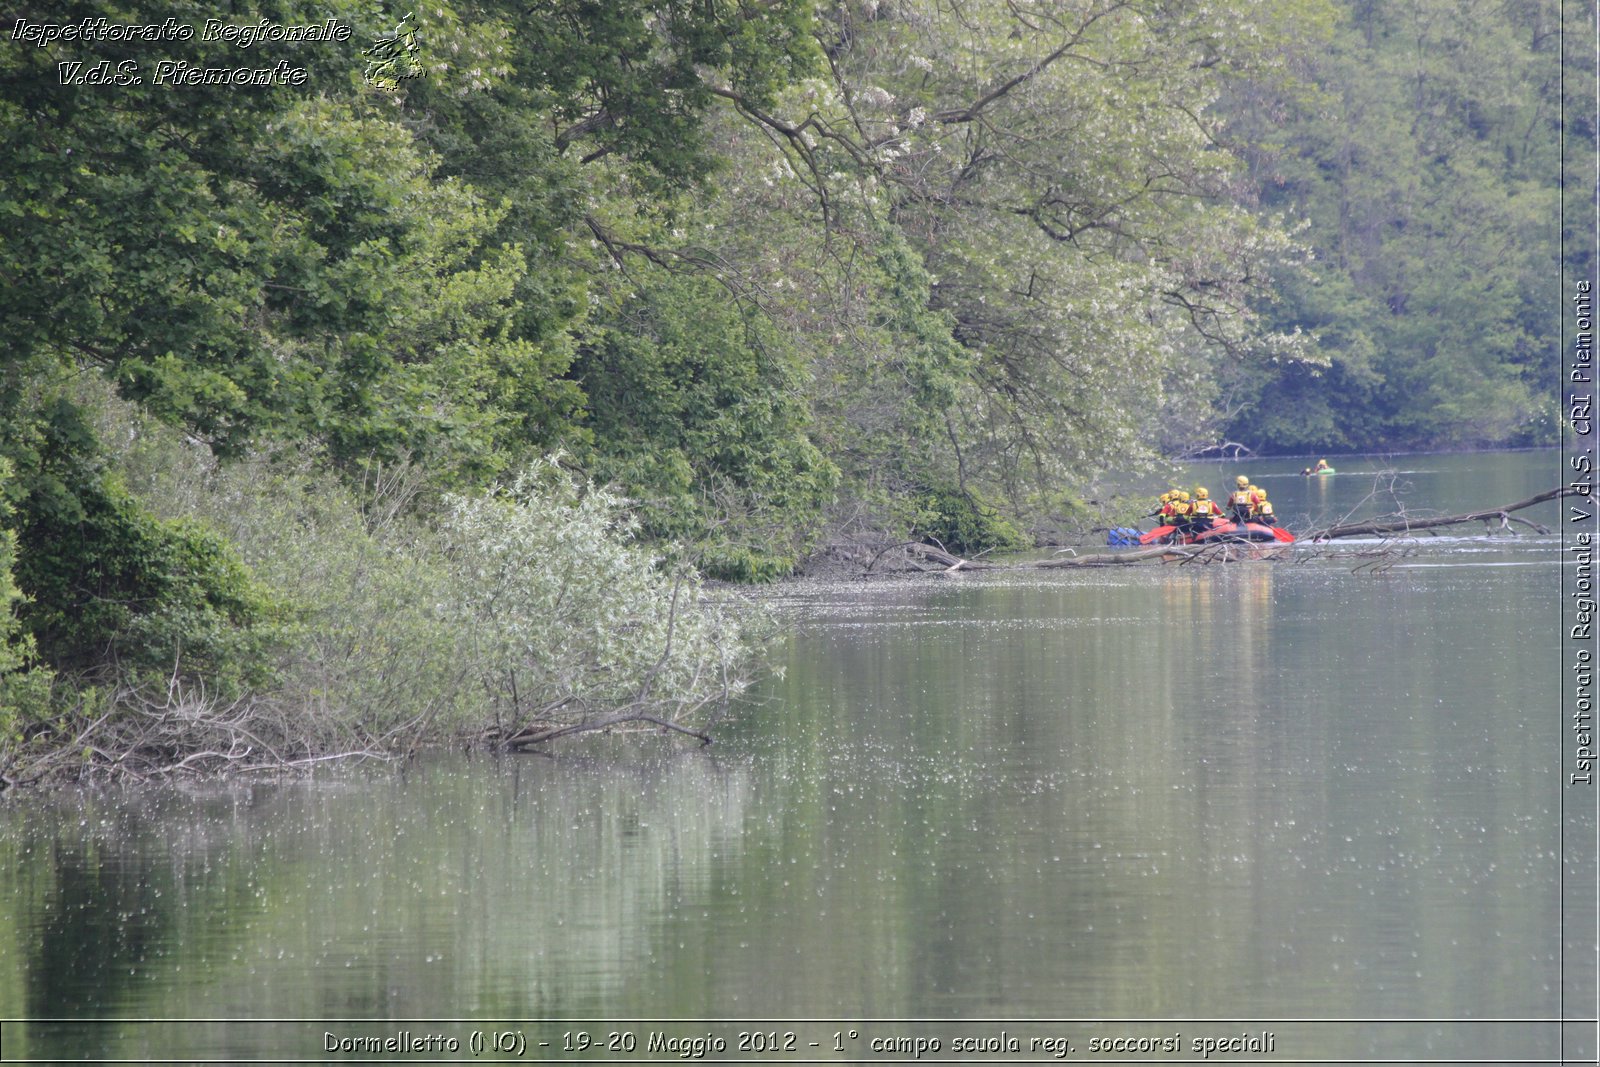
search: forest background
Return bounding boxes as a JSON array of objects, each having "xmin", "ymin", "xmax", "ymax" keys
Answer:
[{"xmin": 0, "ymin": 0, "xmax": 1588, "ymax": 776}]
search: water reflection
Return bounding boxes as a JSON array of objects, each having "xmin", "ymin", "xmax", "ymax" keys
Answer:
[{"xmin": 0, "ymin": 451, "xmax": 1581, "ymax": 1062}]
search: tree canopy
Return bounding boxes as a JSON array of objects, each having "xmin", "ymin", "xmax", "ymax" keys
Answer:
[{"xmin": 1217, "ymin": 0, "xmax": 1576, "ymax": 452}]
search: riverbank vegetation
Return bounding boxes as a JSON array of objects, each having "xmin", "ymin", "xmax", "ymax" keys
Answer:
[{"xmin": 0, "ymin": 0, "xmax": 1582, "ymax": 781}]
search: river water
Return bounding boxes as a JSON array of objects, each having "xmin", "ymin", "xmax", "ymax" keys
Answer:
[{"xmin": 0, "ymin": 451, "xmax": 1593, "ymax": 1064}]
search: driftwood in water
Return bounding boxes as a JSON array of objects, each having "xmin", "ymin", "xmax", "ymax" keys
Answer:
[
  {"xmin": 505, "ymin": 707, "xmax": 714, "ymax": 750},
  {"xmin": 833, "ymin": 530, "xmax": 1287, "ymax": 572},
  {"xmin": 1033, "ymin": 543, "xmax": 1204, "ymax": 566},
  {"xmin": 1306, "ymin": 485, "xmax": 1587, "ymax": 541},
  {"xmin": 896, "ymin": 541, "xmax": 999, "ymax": 572},
  {"xmin": 1034, "ymin": 540, "xmax": 1289, "ymax": 567},
  {"xmin": 825, "ymin": 537, "xmax": 998, "ymax": 572},
  {"xmin": 1293, "ymin": 541, "xmax": 1425, "ymax": 575}
]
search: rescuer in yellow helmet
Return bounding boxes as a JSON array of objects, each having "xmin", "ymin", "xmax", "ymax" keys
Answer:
[
  {"xmin": 1189, "ymin": 486, "xmax": 1221, "ymax": 532},
  {"xmin": 1254, "ymin": 487, "xmax": 1275, "ymax": 526},
  {"xmin": 1165, "ymin": 491, "xmax": 1191, "ymax": 540},
  {"xmin": 1227, "ymin": 476, "xmax": 1254, "ymax": 523}
]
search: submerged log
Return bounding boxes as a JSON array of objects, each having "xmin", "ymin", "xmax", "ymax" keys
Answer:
[
  {"xmin": 1180, "ymin": 440, "xmax": 1253, "ymax": 459},
  {"xmin": 1306, "ymin": 485, "xmax": 1589, "ymax": 541},
  {"xmin": 858, "ymin": 540, "xmax": 999, "ymax": 573},
  {"xmin": 506, "ymin": 710, "xmax": 713, "ymax": 750},
  {"xmin": 905, "ymin": 542, "xmax": 999, "ymax": 572},
  {"xmin": 1033, "ymin": 540, "xmax": 1289, "ymax": 567},
  {"xmin": 1032, "ymin": 543, "xmax": 1205, "ymax": 566}
]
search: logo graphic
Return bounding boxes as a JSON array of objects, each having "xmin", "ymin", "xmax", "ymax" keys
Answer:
[{"xmin": 363, "ymin": 12, "xmax": 423, "ymax": 89}]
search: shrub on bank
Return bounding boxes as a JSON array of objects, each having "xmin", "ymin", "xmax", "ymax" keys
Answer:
[
  {"xmin": 911, "ymin": 485, "xmax": 1031, "ymax": 556},
  {"xmin": 0, "ymin": 428, "xmax": 758, "ymax": 785},
  {"xmin": 438, "ymin": 459, "xmax": 750, "ymax": 738},
  {"xmin": 208, "ymin": 454, "xmax": 755, "ymax": 752},
  {"xmin": 0, "ymin": 461, "xmax": 53, "ymax": 749}
]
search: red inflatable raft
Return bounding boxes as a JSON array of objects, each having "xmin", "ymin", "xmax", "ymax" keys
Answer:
[{"xmin": 1138, "ymin": 521, "xmax": 1294, "ymax": 546}]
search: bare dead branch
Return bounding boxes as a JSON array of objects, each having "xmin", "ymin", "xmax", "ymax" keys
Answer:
[{"xmin": 1307, "ymin": 485, "xmax": 1585, "ymax": 541}]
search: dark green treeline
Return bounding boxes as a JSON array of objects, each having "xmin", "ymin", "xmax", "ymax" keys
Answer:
[{"xmin": 1218, "ymin": 0, "xmax": 1584, "ymax": 453}]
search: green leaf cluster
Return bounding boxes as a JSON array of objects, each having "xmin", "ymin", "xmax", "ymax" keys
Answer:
[
  {"xmin": 909, "ymin": 486, "xmax": 1030, "ymax": 557},
  {"xmin": 0, "ymin": 461, "xmax": 53, "ymax": 739},
  {"xmin": 5, "ymin": 400, "xmax": 281, "ymax": 694},
  {"xmin": 439, "ymin": 457, "xmax": 750, "ymax": 718},
  {"xmin": 575, "ymin": 272, "xmax": 838, "ymax": 579}
]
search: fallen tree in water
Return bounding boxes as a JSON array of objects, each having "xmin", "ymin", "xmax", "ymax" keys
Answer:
[
  {"xmin": 1303, "ymin": 485, "xmax": 1583, "ymax": 541},
  {"xmin": 1035, "ymin": 541, "xmax": 1276, "ymax": 567},
  {"xmin": 825, "ymin": 534, "xmax": 1272, "ymax": 571}
]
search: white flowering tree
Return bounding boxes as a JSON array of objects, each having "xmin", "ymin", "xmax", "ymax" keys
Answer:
[{"xmin": 440, "ymin": 458, "xmax": 753, "ymax": 747}]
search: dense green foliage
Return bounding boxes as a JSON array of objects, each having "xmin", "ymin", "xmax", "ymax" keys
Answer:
[
  {"xmin": 3, "ymin": 10, "xmax": 540, "ymax": 471},
  {"xmin": 573, "ymin": 273, "xmax": 837, "ymax": 580},
  {"xmin": 0, "ymin": 461, "xmax": 52, "ymax": 740},
  {"xmin": 16, "ymin": 468, "xmax": 280, "ymax": 691},
  {"xmin": 909, "ymin": 486, "xmax": 1030, "ymax": 558},
  {"xmin": 1218, "ymin": 0, "xmax": 1578, "ymax": 452},
  {"xmin": 0, "ymin": 0, "xmax": 1581, "ymax": 773}
]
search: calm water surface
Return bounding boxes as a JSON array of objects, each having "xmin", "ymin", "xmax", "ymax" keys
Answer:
[{"xmin": 0, "ymin": 451, "xmax": 1591, "ymax": 1063}]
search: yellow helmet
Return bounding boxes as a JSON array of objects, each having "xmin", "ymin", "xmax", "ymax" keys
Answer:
[
  {"xmin": 1195, "ymin": 487, "xmax": 1209, "ymax": 499},
  {"xmin": 1160, "ymin": 492, "xmax": 1171, "ymax": 503},
  {"xmin": 1236, "ymin": 475, "xmax": 1249, "ymax": 487},
  {"xmin": 1254, "ymin": 487, "xmax": 1267, "ymax": 499},
  {"xmin": 1178, "ymin": 491, "xmax": 1191, "ymax": 502},
  {"xmin": 1248, "ymin": 484, "xmax": 1260, "ymax": 494}
]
